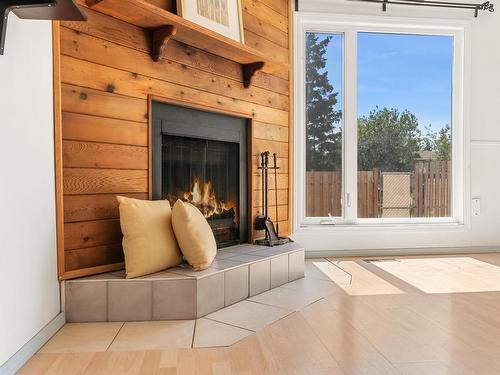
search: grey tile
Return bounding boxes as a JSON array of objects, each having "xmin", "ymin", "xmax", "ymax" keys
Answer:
[
  {"xmin": 289, "ymin": 250, "xmax": 305, "ymax": 281},
  {"xmin": 224, "ymin": 266, "xmax": 249, "ymax": 306},
  {"xmin": 222, "ymin": 244, "xmax": 263, "ymax": 254},
  {"xmin": 249, "ymin": 259, "xmax": 271, "ymax": 297},
  {"xmin": 153, "ymin": 279, "xmax": 197, "ymax": 320},
  {"xmin": 206, "ymin": 300, "xmax": 292, "ymax": 332},
  {"xmin": 138, "ymin": 271, "xmax": 191, "ymax": 280},
  {"xmin": 108, "ymin": 281, "xmax": 152, "ymax": 321},
  {"xmin": 211, "ymin": 259, "xmax": 246, "ymax": 270},
  {"xmin": 215, "ymin": 251, "xmax": 238, "ymax": 260},
  {"xmin": 168, "ymin": 265, "xmax": 220, "ymax": 278},
  {"xmin": 248, "ymin": 284, "xmax": 323, "ymax": 311},
  {"xmin": 249, "ymin": 242, "xmax": 304, "ymax": 258},
  {"xmin": 279, "ymin": 242, "xmax": 304, "ymax": 252},
  {"xmin": 228, "ymin": 254, "xmax": 268, "ymax": 263},
  {"xmin": 108, "ymin": 320, "xmax": 195, "ymax": 351},
  {"xmin": 271, "ymin": 254, "xmax": 289, "ymax": 288},
  {"xmin": 280, "ymin": 277, "xmax": 337, "ymax": 299},
  {"xmin": 197, "ymin": 272, "xmax": 224, "ymax": 318},
  {"xmin": 66, "ymin": 281, "xmax": 107, "ymax": 322},
  {"xmin": 193, "ymin": 318, "xmax": 252, "ymax": 348},
  {"xmin": 39, "ymin": 322, "xmax": 123, "ymax": 353},
  {"xmin": 249, "ymin": 247, "xmax": 292, "ymax": 258}
]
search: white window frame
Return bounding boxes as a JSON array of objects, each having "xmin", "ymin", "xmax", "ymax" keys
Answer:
[{"xmin": 294, "ymin": 12, "xmax": 470, "ymax": 230}]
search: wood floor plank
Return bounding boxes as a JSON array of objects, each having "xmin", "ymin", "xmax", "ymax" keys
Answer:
[
  {"xmin": 254, "ymin": 312, "xmax": 345, "ymax": 374},
  {"xmin": 300, "ymin": 299, "xmax": 401, "ymax": 375}
]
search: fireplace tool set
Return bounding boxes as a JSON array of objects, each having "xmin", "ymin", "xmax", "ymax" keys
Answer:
[{"xmin": 254, "ymin": 151, "xmax": 290, "ymax": 247}]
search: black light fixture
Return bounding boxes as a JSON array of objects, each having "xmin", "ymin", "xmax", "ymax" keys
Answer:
[
  {"xmin": 349, "ymin": 0, "xmax": 494, "ymax": 17},
  {"xmin": 1, "ymin": 0, "xmax": 87, "ymax": 55}
]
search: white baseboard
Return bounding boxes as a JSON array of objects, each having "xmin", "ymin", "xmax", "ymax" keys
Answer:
[
  {"xmin": 0, "ymin": 312, "xmax": 66, "ymax": 375},
  {"xmin": 305, "ymin": 246, "xmax": 500, "ymax": 258}
]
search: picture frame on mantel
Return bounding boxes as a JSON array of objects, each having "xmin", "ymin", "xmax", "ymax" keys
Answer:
[{"xmin": 177, "ymin": 0, "xmax": 245, "ymax": 43}]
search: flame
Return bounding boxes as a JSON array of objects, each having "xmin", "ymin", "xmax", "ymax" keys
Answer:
[{"xmin": 182, "ymin": 177, "xmax": 238, "ymax": 222}]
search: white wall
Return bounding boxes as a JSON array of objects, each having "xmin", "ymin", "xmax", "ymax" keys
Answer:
[
  {"xmin": 293, "ymin": 0, "xmax": 500, "ymax": 252},
  {"xmin": 0, "ymin": 15, "xmax": 60, "ymax": 366}
]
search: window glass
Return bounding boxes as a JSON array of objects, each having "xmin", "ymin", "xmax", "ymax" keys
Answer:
[
  {"xmin": 305, "ymin": 32, "xmax": 344, "ymax": 217},
  {"xmin": 357, "ymin": 33, "xmax": 453, "ymax": 218}
]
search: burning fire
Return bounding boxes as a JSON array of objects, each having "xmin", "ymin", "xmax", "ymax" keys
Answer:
[{"xmin": 182, "ymin": 177, "xmax": 237, "ymax": 221}]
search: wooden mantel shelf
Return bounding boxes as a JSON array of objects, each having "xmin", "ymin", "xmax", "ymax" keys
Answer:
[{"xmin": 86, "ymin": 0, "xmax": 290, "ymax": 87}]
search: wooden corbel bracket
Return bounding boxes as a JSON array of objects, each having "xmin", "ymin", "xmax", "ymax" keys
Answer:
[
  {"xmin": 242, "ymin": 61, "xmax": 265, "ymax": 88},
  {"xmin": 152, "ymin": 25, "xmax": 177, "ymax": 61}
]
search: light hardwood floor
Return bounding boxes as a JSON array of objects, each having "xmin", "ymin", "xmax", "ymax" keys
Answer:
[{"xmin": 19, "ymin": 253, "xmax": 500, "ymax": 374}]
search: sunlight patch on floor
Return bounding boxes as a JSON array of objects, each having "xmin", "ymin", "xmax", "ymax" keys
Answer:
[
  {"xmin": 371, "ymin": 257, "xmax": 500, "ymax": 294},
  {"xmin": 311, "ymin": 260, "xmax": 405, "ymax": 296}
]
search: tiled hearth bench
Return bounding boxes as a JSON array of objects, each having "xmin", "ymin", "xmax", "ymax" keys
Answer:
[{"xmin": 65, "ymin": 242, "xmax": 305, "ymax": 322}]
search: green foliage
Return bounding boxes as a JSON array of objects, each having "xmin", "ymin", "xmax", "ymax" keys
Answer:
[
  {"xmin": 305, "ymin": 33, "xmax": 342, "ymax": 171},
  {"xmin": 423, "ymin": 124, "xmax": 452, "ymax": 161},
  {"xmin": 358, "ymin": 107, "xmax": 423, "ymax": 172}
]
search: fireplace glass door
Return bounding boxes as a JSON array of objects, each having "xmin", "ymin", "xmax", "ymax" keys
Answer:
[
  {"xmin": 151, "ymin": 101, "xmax": 248, "ymax": 248},
  {"xmin": 162, "ymin": 135, "xmax": 240, "ymax": 246}
]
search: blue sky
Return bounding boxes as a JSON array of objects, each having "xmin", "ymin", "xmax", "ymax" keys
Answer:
[{"xmin": 317, "ymin": 32, "xmax": 453, "ymax": 132}]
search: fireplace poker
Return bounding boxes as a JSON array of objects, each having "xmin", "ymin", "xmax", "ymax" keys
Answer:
[
  {"xmin": 263, "ymin": 151, "xmax": 270, "ymax": 240},
  {"xmin": 273, "ymin": 153, "xmax": 279, "ymax": 237},
  {"xmin": 254, "ymin": 152, "xmax": 267, "ymax": 231}
]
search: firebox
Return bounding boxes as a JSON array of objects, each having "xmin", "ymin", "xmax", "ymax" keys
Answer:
[{"xmin": 151, "ymin": 101, "xmax": 248, "ymax": 248}]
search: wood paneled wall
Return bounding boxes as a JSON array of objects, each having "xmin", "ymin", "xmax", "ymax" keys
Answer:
[{"xmin": 55, "ymin": 0, "xmax": 292, "ymax": 279}]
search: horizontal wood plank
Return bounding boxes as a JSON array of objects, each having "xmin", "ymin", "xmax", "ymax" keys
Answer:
[
  {"xmin": 243, "ymin": 11, "xmax": 288, "ymax": 49},
  {"xmin": 253, "ymin": 138, "xmax": 289, "ymax": 156},
  {"xmin": 63, "ymin": 140, "xmax": 148, "ymax": 169},
  {"xmin": 61, "ymin": 262, "xmax": 124, "ymax": 280},
  {"xmin": 65, "ymin": 243, "xmax": 124, "ymax": 271},
  {"xmin": 250, "ymin": 0, "xmax": 288, "ymax": 17},
  {"xmin": 244, "ymin": 30, "xmax": 289, "ymax": 65},
  {"xmin": 61, "ymin": 83, "xmax": 148, "ymax": 123},
  {"xmin": 62, "ymin": 112, "xmax": 148, "ymax": 146},
  {"xmin": 64, "ymin": 168, "xmax": 148, "ymax": 195},
  {"xmin": 253, "ymin": 121, "xmax": 288, "ymax": 143},
  {"xmin": 64, "ymin": 193, "xmax": 148, "ymax": 222},
  {"xmin": 242, "ymin": 0, "xmax": 288, "ymax": 33},
  {"xmin": 64, "ymin": 219, "xmax": 122, "ymax": 250}
]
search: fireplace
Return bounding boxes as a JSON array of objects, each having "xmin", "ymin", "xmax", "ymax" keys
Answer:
[{"xmin": 151, "ymin": 101, "xmax": 248, "ymax": 247}]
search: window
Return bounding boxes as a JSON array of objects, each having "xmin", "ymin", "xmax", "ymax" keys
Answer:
[
  {"xmin": 305, "ymin": 32, "xmax": 343, "ymax": 217},
  {"xmin": 357, "ymin": 33, "xmax": 453, "ymax": 218},
  {"xmin": 295, "ymin": 15, "xmax": 466, "ymax": 227}
]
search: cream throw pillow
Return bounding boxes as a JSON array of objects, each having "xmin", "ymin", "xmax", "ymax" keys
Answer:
[
  {"xmin": 171, "ymin": 199, "xmax": 217, "ymax": 271},
  {"xmin": 117, "ymin": 196, "xmax": 182, "ymax": 278}
]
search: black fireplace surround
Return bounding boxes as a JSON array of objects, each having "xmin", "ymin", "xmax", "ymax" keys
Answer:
[{"xmin": 152, "ymin": 101, "xmax": 248, "ymax": 248}]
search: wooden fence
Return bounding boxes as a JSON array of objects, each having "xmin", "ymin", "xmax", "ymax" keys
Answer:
[
  {"xmin": 306, "ymin": 160, "xmax": 451, "ymax": 218},
  {"xmin": 306, "ymin": 171, "xmax": 342, "ymax": 217},
  {"xmin": 306, "ymin": 171, "xmax": 379, "ymax": 218},
  {"xmin": 413, "ymin": 160, "xmax": 452, "ymax": 217}
]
